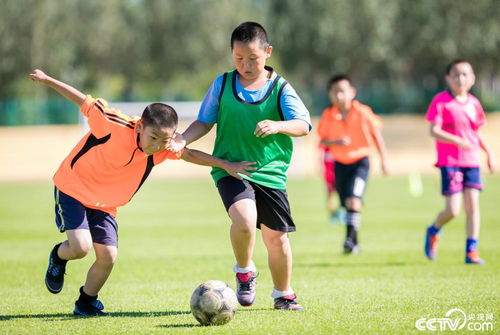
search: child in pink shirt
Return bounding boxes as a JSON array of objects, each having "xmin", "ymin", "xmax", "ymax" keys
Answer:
[{"xmin": 424, "ymin": 60, "xmax": 496, "ymax": 265}]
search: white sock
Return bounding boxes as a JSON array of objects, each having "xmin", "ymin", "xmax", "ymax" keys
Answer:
[
  {"xmin": 233, "ymin": 261, "xmax": 256, "ymax": 274},
  {"xmin": 271, "ymin": 288, "xmax": 294, "ymax": 299}
]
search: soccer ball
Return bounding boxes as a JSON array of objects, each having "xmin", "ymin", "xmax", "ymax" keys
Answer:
[{"xmin": 190, "ymin": 280, "xmax": 238, "ymax": 326}]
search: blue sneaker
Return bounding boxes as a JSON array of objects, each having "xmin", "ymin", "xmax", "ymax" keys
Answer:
[
  {"xmin": 74, "ymin": 299, "xmax": 107, "ymax": 316},
  {"xmin": 328, "ymin": 209, "xmax": 346, "ymax": 225},
  {"xmin": 465, "ymin": 251, "xmax": 485, "ymax": 265},
  {"xmin": 424, "ymin": 226, "xmax": 439, "ymax": 260}
]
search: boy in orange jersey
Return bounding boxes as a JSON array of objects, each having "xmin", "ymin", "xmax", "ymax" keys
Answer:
[
  {"xmin": 29, "ymin": 69, "xmax": 254, "ymax": 316},
  {"xmin": 317, "ymin": 74, "xmax": 388, "ymax": 254}
]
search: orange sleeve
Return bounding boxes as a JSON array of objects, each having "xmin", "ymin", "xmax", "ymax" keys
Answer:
[
  {"xmin": 361, "ymin": 106, "xmax": 382, "ymax": 135},
  {"xmin": 155, "ymin": 148, "xmax": 185, "ymax": 164},
  {"xmin": 81, "ymin": 95, "xmax": 136, "ymax": 138}
]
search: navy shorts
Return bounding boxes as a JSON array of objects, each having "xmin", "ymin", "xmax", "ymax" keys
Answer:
[
  {"xmin": 334, "ymin": 157, "xmax": 370, "ymax": 207},
  {"xmin": 216, "ymin": 176, "xmax": 296, "ymax": 232},
  {"xmin": 440, "ymin": 167, "xmax": 483, "ymax": 195},
  {"xmin": 54, "ymin": 187, "xmax": 118, "ymax": 246}
]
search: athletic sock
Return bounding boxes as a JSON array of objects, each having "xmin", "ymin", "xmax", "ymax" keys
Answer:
[
  {"xmin": 466, "ymin": 238, "xmax": 478, "ymax": 254},
  {"xmin": 233, "ymin": 261, "xmax": 256, "ymax": 274},
  {"xmin": 78, "ymin": 286, "xmax": 97, "ymax": 304},
  {"xmin": 53, "ymin": 243, "xmax": 67, "ymax": 265},
  {"xmin": 271, "ymin": 288, "xmax": 295, "ymax": 299},
  {"xmin": 428, "ymin": 223, "xmax": 442, "ymax": 236},
  {"xmin": 346, "ymin": 211, "xmax": 361, "ymax": 244}
]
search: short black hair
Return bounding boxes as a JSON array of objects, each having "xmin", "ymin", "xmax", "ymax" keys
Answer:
[
  {"xmin": 327, "ymin": 74, "xmax": 353, "ymax": 91},
  {"xmin": 141, "ymin": 103, "xmax": 178, "ymax": 129},
  {"xmin": 230, "ymin": 21, "xmax": 269, "ymax": 49},
  {"xmin": 446, "ymin": 59, "xmax": 472, "ymax": 75}
]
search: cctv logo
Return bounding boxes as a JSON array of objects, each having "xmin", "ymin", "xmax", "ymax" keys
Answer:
[{"xmin": 415, "ymin": 308, "xmax": 494, "ymax": 332}]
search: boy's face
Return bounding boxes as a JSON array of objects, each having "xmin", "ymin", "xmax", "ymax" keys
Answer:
[
  {"xmin": 446, "ymin": 62, "xmax": 475, "ymax": 95},
  {"xmin": 137, "ymin": 122, "xmax": 176, "ymax": 156},
  {"xmin": 232, "ymin": 40, "xmax": 272, "ymax": 81},
  {"xmin": 328, "ymin": 80, "xmax": 356, "ymax": 109}
]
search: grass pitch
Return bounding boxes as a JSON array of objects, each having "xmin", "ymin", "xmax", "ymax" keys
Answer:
[{"xmin": 0, "ymin": 175, "xmax": 498, "ymax": 334}]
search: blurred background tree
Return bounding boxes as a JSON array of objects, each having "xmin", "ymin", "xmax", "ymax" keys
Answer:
[{"xmin": 0, "ymin": 0, "xmax": 499, "ymax": 125}]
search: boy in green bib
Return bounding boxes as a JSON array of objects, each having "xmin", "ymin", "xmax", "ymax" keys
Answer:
[{"xmin": 180, "ymin": 22, "xmax": 311, "ymax": 310}]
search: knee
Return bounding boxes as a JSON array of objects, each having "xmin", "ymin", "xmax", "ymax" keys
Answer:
[
  {"xmin": 231, "ymin": 218, "xmax": 255, "ymax": 236},
  {"xmin": 97, "ymin": 248, "xmax": 118, "ymax": 266},
  {"xmin": 70, "ymin": 241, "xmax": 92, "ymax": 259},
  {"xmin": 446, "ymin": 206, "xmax": 461, "ymax": 219},
  {"xmin": 265, "ymin": 232, "xmax": 289, "ymax": 250},
  {"xmin": 345, "ymin": 198, "xmax": 362, "ymax": 212}
]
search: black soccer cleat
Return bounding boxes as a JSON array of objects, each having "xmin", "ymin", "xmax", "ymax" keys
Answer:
[
  {"xmin": 343, "ymin": 238, "xmax": 361, "ymax": 255},
  {"xmin": 74, "ymin": 300, "xmax": 107, "ymax": 316},
  {"xmin": 45, "ymin": 245, "xmax": 67, "ymax": 294}
]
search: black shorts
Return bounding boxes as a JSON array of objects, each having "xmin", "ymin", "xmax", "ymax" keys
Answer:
[
  {"xmin": 216, "ymin": 176, "xmax": 296, "ymax": 232},
  {"xmin": 334, "ymin": 157, "xmax": 370, "ymax": 207},
  {"xmin": 54, "ymin": 187, "xmax": 118, "ymax": 246}
]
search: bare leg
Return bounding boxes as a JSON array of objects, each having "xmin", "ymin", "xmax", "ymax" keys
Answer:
[
  {"xmin": 83, "ymin": 243, "xmax": 118, "ymax": 296},
  {"xmin": 463, "ymin": 188, "xmax": 480, "ymax": 239},
  {"xmin": 345, "ymin": 197, "xmax": 362, "ymax": 212},
  {"xmin": 228, "ymin": 199, "xmax": 257, "ymax": 269},
  {"xmin": 261, "ymin": 224, "xmax": 292, "ymax": 292},
  {"xmin": 58, "ymin": 229, "xmax": 93, "ymax": 260},
  {"xmin": 326, "ymin": 191, "xmax": 339, "ymax": 214},
  {"xmin": 433, "ymin": 193, "xmax": 462, "ymax": 228}
]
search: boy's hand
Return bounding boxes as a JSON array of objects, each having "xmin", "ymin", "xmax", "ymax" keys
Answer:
[
  {"xmin": 222, "ymin": 161, "xmax": 257, "ymax": 179},
  {"xmin": 487, "ymin": 155, "xmax": 497, "ymax": 174},
  {"xmin": 29, "ymin": 69, "xmax": 49, "ymax": 83},
  {"xmin": 167, "ymin": 132, "xmax": 186, "ymax": 153},
  {"xmin": 338, "ymin": 136, "xmax": 351, "ymax": 146},
  {"xmin": 381, "ymin": 160, "xmax": 389, "ymax": 176},
  {"xmin": 457, "ymin": 138, "xmax": 473, "ymax": 149},
  {"xmin": 254, "ymin": 120, "xmax": 281, "ymax": 138},
  {"xmin": 321, "ymin": 137, "xmax": 351, "ymax": 146}
]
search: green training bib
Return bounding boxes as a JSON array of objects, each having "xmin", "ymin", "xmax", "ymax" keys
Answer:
[{"xmin": 211, "ymin": 70, "xmax": 293, "ymax": 190}]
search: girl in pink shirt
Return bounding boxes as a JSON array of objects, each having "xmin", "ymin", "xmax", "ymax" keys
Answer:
[{"xmin": 424, "ymin": 60, "xmax": 496, "ymax": 265}]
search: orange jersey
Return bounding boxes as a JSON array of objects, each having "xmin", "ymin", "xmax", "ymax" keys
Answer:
[
  {"xmin": 317, "ymin": 100, "xmax": 382, "ymax": 164},
  {"xmin": 53, "ymin": 96, "xmax": 182, "ymax": 216}
]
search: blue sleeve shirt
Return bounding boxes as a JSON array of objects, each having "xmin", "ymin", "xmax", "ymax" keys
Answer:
[{"xmin": 197, "ymin": 72, "xmax": 312, "ymax": 130}]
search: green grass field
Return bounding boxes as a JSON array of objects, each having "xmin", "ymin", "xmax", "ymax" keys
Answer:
[{"xmin": 0, "ymin": 175, "xmax": 499, "ymax": 334}]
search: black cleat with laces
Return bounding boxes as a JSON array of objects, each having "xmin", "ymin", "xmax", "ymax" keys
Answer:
[
  {"xmin": 45, "ymin": 244, "xmax": 67, "ymax": 294},
  {"xmin": 74, "ymin": 299, "xmax": 107, "ymax": 317}
]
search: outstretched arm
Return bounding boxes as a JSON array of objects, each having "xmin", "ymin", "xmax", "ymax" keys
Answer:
[
  {"xmin": 182, "ymin": 121, "xmax": 214, "ymax": 145},
  {"xmin": 254, "ymin": 119, "xmax": 309, "ymax": 138},
  {"xmin": 478, "ymin": 133, "xmax": 496, "ymax": 173},
  {"xmin": 181, "ymin": 148, "xmax": 256, "ymax": 180},
  {"xmin": 29, "ymin": 69, "xmax": 86, "ymax": 106}
]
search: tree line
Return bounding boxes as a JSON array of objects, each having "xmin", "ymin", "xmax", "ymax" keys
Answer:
[{"xmin": 1, "ymin": 0, "xmax": 499, "ymax": 125}]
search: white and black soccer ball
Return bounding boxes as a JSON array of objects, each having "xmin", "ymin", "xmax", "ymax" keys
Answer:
[{"xmin": 190, "ymin": 280, "xmax": 238, "ymax": 326}]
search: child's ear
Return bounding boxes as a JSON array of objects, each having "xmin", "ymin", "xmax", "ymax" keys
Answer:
[
  {"xmin": 265, "ymin": 45, "xmax": 273, "ymax": 58},
  {"xmin": 137, "ymin": 120, "xmax": 143, "ymax": 133}
]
